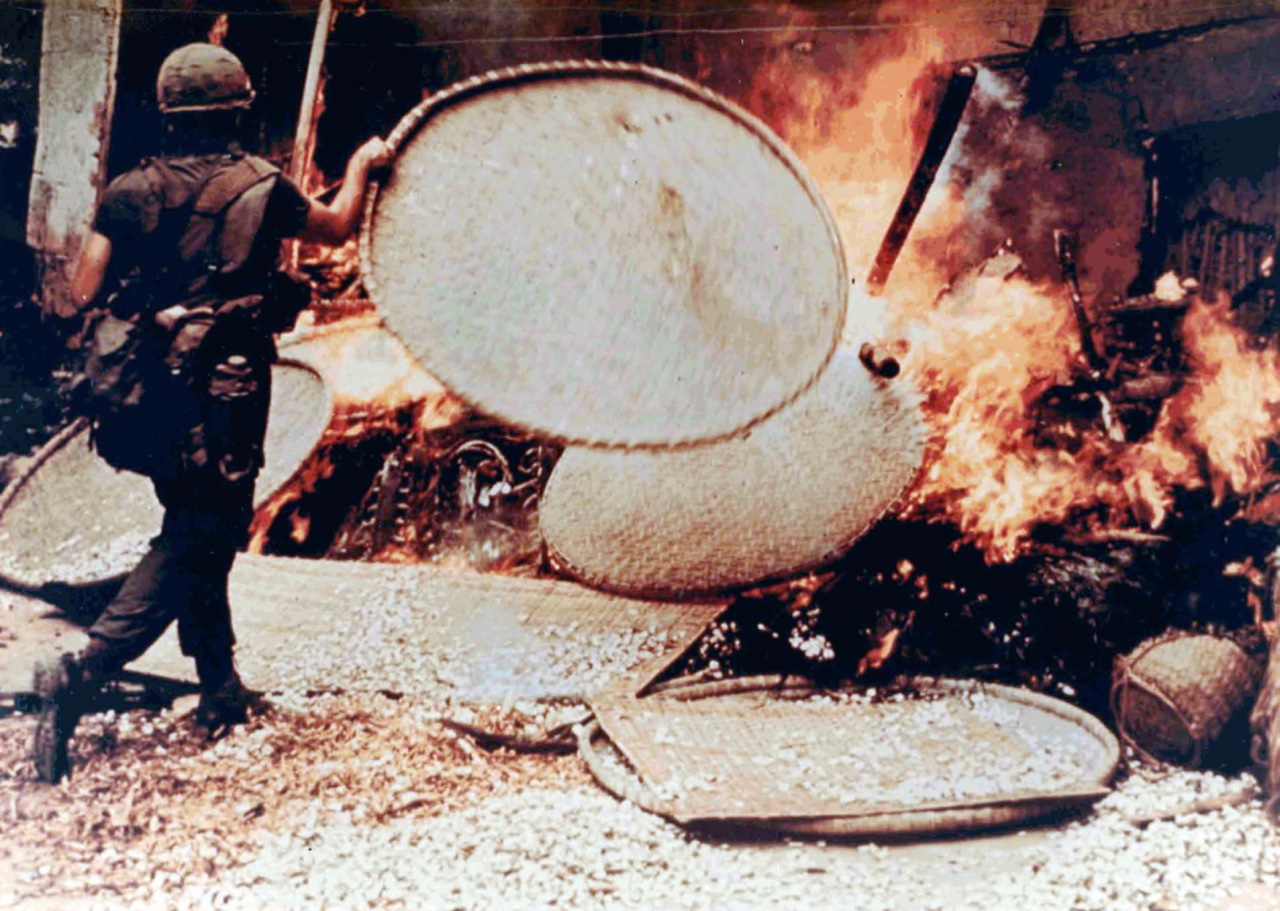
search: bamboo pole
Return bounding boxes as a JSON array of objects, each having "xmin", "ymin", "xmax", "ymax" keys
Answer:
[
  {"xmin": 289, "ymin": 0, "xmax": 335, "ymax": 188},
  {"xmin": 865, "ymin": 64, "xmax": 977, "ymax": 295}
]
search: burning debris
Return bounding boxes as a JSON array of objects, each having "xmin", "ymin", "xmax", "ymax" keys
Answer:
[
  {"xmin": 673, "ymin": 261, "xmax": 1280, "ymax": 739},
  {"xmin": 8, "ymin": 8, "xmax": 1280, "ymax": 903},
  {"xmin": 248, "ymin": 388, "xmax": 558, "ymax": 572},
  {"xmin": 327, "ymin": 418, "xmax": 557, "ymax": 573},
  {"xmin": 633, "ymin": 21, "xmax": 1280, "ymax": 794},
  {"xmin": 238, "ymin": 19, "xmax": 1280, "ymax": 774}
]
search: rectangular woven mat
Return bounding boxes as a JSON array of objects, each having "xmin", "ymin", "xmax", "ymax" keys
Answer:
[{"xmin": 131, "ymin": 554, "xmax": 725, "ymax": 700}]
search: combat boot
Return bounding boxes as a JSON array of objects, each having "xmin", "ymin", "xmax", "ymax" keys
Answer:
[
  {"xmin": 31, "ymin": 654, "xmax": 90, "ymax": 783},
  {"xmin": 193, "ymin": 664, "xmax": 261, "ymax": 740}
]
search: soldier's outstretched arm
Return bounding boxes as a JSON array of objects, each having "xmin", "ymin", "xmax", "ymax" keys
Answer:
[
  {"xmin": 299, "ymin": 137, "xmax": 393, "ymax": 247},
  {"xmin": 60, "ymin": 231, "xmax": 113, "ymax": 319}
]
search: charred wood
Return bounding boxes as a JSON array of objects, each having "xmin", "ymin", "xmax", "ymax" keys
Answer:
[
  {"xmin": 1104, "ymin": 295, "xmax": 1191, "ymax": 315},
  {"xmin": 866, "ymin": 64, "xmax": 977, "ymax": 294},
  {"xmin": 678, "ymin": 502, "xmax": 1276, "ymax": 720},
  {"xmin": 1251, "ymin": 549, "xmax": 1280, "ymax": 819},
  {"xmin": 1054, "ymin": 229, "xmax": 1106, "ymax": 373},
  {"xmin": 1110, "ymin": 373, "xmax": 1181, "ymax": 403},
  {"xmin": 979, "ymin": 14, "xmax": 1279, "ymax": 75}
]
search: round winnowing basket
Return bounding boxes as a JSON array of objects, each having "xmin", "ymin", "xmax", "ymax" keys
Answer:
[
  {"xmin": 580, "ymin": 675, "xmax": 1119, "ymax": 838},
  {"xmin": 0, "ymin": 361, "xmax": 332, "ymax": 587},
  {"xmin": 1111, "ymin": 630, "xmax": 1263, "ymax": 768},
  {"xmin": 538, "ymin": 347, "xmax": 925, "ymax": 598},
  {"xmin": 360, "ymin": 60, "xmax": 848, "ymax": 449}
]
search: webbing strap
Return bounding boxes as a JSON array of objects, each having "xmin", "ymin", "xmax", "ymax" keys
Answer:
[
  {"xmin": 179, "ymin": 156, "xmax": 279, "ymax": 264},
  {"xmin": 193, "ymin": 157, "xmax": 277, "ymax": 216}
]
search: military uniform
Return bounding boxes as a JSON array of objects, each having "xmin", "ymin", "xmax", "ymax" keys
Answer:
[
  {"xmin": 78, "ymin": 149, "xmax": 311, "ymax": 702},
  {"xmin": 33, "ymin": 40, "xmax": 387, "ymax": 784}
]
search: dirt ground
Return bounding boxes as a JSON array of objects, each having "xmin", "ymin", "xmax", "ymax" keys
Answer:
[
  {"xmin": 0, "ymin": 691, "xmax": 588, "ymax": 907},
  {"xmin": 2, "ymin": 570, "xmax": 1280, "ymax": 911}
]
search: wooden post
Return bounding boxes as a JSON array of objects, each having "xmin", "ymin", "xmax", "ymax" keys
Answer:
[
  {"xmin": 289, "ymin": 0, "xmax": 335, "ymax": 188},
  {"xmin": 1251, "ymin": 547, "xmax": 1280, "ymax": 819},
  {"xmin": 287, "ymin": 0, "xmax": 335, "ymax": 271},
  {"xmin": 26, "ymin": 0, "xmax": 122, "ymax": 316}
]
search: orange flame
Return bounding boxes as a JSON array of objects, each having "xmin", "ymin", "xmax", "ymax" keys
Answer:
[
  {"xmin": 1155, "ymin": 297, "xmax": 1280, "ymax": 507},
  {"xmin": 284, "ymin": 319, "xmax": 465, "ymax": 422},
  {"xmin": 894, "ymin": 273, "xmax": 1083, "ymax": 561},
  {"xmin": 743, "ymin": 14, "xmax": 1280, "ymax": 563},
  {"xmin": 207, "ymin": 14, "xmax": 229, "ymax": 47},
  {"xmin": 252, "ymin": 11, "xmax": 1280, "ymax": 571},
  {"xmin": 742, "ymin": 15, "xmax": 953, "ymax": 285},
  {"xmin": 247, "ymin": 319, "xmax": 469, "ymax": 554},
  {"xmin": 898, "ymin": 283, "xmax": 1280, "ymax": 562}
]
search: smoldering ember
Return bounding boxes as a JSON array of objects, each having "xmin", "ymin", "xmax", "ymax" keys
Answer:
[{"xmin": 6, "ymin": 0, "xmax": 1280, "ymax": 909}]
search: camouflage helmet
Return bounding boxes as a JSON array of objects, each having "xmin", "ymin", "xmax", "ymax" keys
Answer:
[{"xmin": 156, "ymin": 43, "xmax": 254, "ymax": 114}]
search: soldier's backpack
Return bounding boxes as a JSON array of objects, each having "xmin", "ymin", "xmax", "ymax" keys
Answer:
[
  {"xmin": 79, "ymin": 308, "xmax": 198, "ymax": 481},
  {"xmin": 78, "ymin": 155, "xmax": 309, "ymax": 481}
]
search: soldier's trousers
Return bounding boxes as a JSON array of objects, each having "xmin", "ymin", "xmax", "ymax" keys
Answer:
[{"xmin": 83, "ymin": 475, "xmax": 255, "ymax": 692}]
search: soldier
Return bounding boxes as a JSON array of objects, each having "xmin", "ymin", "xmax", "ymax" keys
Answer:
[{"xmin": 32, "ymin": 42, "xmax": 392, "ymax": 782}]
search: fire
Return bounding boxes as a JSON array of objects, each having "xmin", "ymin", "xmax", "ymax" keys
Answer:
[
  {"xmin": 1144, "ymin": 297, "xmax": 1280, "ymax": 510},
  {"xmin": 288, "ymin": 318, "xmax": 461, "ymax": 418},
  {"xmin": 892, "ymin": 275, "xmax": 1280, "ymax": 561},
  {"xmin": 207, "ymin": 14, "xmax": 229, "ymax": 47},
  {"xmin": 741, "ymin": 10, "xmax": 1280, "ymax": 564},
  {"xmin": 247, "ymin": 436, "xmax": 336, "ymax": 554},
  {"xmin": 743, "ymin": 12, "xmax": 953, "ymax": 286},
  {"xmin": 892, "ymin": 272, "xmax": 1085, "ymax": 561},
  {"xmin": 247, "ymin": 317, "xmax": 470, "ymax": 555},
  {"xmin": 247, "ymin": 8, "xmax": 1280, "ymax": 574}
]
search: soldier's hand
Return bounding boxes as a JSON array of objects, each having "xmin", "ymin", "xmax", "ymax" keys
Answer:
[
  {"xmin": 355, "ymin": 137, "xmax": 392, "ymax": 173},
  {"xmin": 43, "ymin": 290, "xmax": 80, "ymax": 321}
]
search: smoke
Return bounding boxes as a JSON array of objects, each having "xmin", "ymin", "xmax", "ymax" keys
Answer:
[
  {"xmin": 931, "ymin": 66, "xmax": 1025, "ymax": 234},
  {"xmin": 924, "ymin": 61, "xmax": 1146, "ymax": 293},
  {"xmin": 732, "ymin": 1, "xmax": 1147, "ymax": 300}
]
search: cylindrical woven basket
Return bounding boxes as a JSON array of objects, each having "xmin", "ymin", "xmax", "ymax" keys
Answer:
[
  {"xmin": 1111, "ymin": 630, "xmax": 1263, "ymax": 768},
  {"xmin": 360, "ymin": 59, "xmax": 848, "ymax": 449}
]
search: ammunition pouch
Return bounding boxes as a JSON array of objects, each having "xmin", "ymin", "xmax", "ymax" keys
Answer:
[
  {"xmin": 202, "ymin": 339, "xmax": 268, "ymax": 486},
  {"xmin": 78, "ymin": 311, "xmax": 203, "ymax": 481},
  {"xmin": 77, "ymin": 295, "xmax": 274, "ymax": 483}
]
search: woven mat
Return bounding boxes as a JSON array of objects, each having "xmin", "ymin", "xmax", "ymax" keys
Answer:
[
  {"xmin": 539, "ymin": 348, "xmax": 925, "ymax": 597},
  {"xmin": 129, "ymin": 555, "xmax": 726, "ymax": 701},
  {"xmin": 0, "ymin": 361, "xmax": 331, "ymax": 587},
  {"xmin": 587, "ymin": 677, "xmax": 1118, "ymax": 831},
  {"xmin": 361, "ymin": 60, "xmax": 846, "ymax": 449}
]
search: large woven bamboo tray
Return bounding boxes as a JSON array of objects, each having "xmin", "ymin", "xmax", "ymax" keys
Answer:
[
  {"xmin": 539, "ymin": 347, "xmax": 925, "ymax": 598},
  {"xmin": 582, "ymin": 675, "xmax": 1119, "ymax": 837},
  {"xmin": 0, "ymin": 361, "xmax": 331, "ymax": 588},
  {"xmin": 361, "ymin": 60, "xmax": 847, "ymax": 449},
  {"xmin": 122, "ymin": 553, "xmax": 727, "ymax": 701}
]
